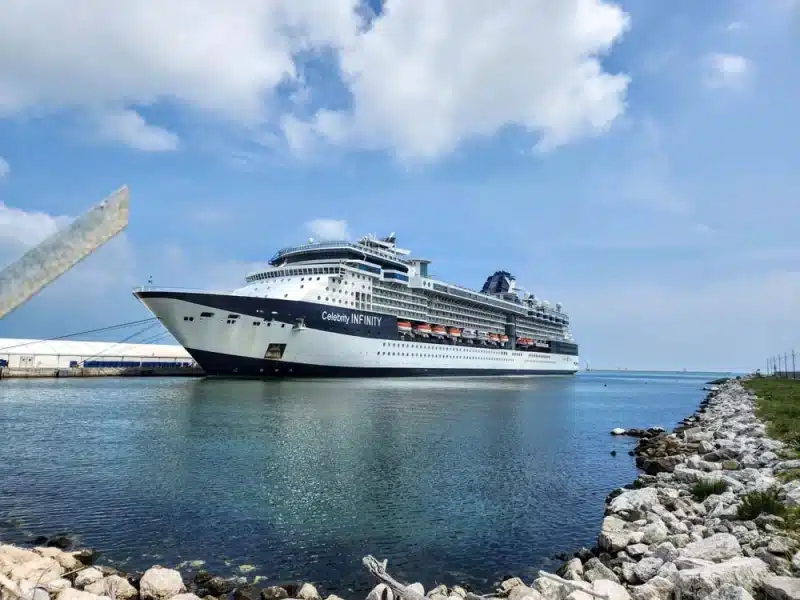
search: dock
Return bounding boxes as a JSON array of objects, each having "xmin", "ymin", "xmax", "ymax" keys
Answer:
[{"xmin": 0, "ymin": 365, "xmax": 205, "ymax": 379}]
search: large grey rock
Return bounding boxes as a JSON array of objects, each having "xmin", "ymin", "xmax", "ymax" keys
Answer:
[
  {"xmin": 140, "ymin": 566, "xmax": 185, "ymax": 600},
  {"xmin": 627, "ymin": 544, "xmax": 648, "ymax": 558},
  {"xmin": 82, "ymin": 581, "xmax": 106, "ymax": 596},
  {"xmin": 104, "ymin": 575, "xmax": 137, "ymax": 600},
  {"xmin": 297, "ymin": 583, "xmax": 321, "ymax": 600},
  {"xmin": 783, "ymin": 481, "xmax": 800, "ymax": 508},
  {"xmin": 556, "ymin": 558, "xmax": 584, "ymax": 582},
  {"xmin": 8, "ymin": 557, "xmax": 66, "ymax": 584},
  {"xmin": 591, "ymin": 580, "xmax": 630, "ymax": 600},
  {"xmin": 608, "ymin": 489, "xmax": 661, "ymax": 518},
  {"xmin": 792, "ymin": 551, "xmax": 800, "ymax": 575},
  {"xmin": 681, "ymin": 533, "xmax": 742, "ymax": 563},
  {"xmin": 704, "ymin": 585, "xmax": 755, "ymax": 600},
  {"xmin": 769, "ymin": 537, "xmax": 795, "ymax": 556},
  {"xmin": 652, "ymin": 542, "xmax": 679, "ymax": 563},
  {"xmin": 775, "ymin": 460, "xmax": 800, "ymax": 473},
  {"xmin": 508, "ymin": 585, "xmax": 544, "ymax": 600},
  {"xmin": 599, "ymin": 516, "xmax": 634, "ymax": 552},
  {"xmin": 632, "ymin": 558, "xmax": 663, "ymax": 584},
  {"xmin": 656, "ymin": 562, "xmax": 679, "ymax": 583},
  {"xmin": 55, "ymin": 590, "xmax": 103, "ymax": 600},
  {"xmin": 583, "ymin": 559, "xmax": 620, "ymax": 584},
  {"xmin": 628, "ymin": 576, "xmax": 673, "ymax": 600},
  {"xmin": 676, "ymin": 558, "xmax": 769, "ymax": 600},
  {"xmin": 762, "ymin": 576, "xmax": 800, "ymax": 600},
  {"xmin": 756, "ymin": 548, "xmax": 793, "ymax": 576},
  {"xmin": 533, "ymin": 577, "xmax": 568, "ymax": 600},
  {"xmin": 642, "ymin": 522, "xmax": 669, "ymax": 545},
  {"xmin": 74, "ymin": 568, "xmax": 104, "ymax": 590}
]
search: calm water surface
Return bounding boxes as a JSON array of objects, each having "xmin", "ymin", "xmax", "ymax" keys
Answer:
[{"xmin": 0, "ymin": 371, "xmax": 726, "ymax": 593}]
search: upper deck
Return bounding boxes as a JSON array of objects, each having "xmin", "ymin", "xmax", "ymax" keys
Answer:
[{"xmin": 258, "ymin": 235, "xmax": 570, "ymax": 324}]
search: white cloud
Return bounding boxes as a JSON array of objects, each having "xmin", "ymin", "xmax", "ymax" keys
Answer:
[
  {"xmin": 705, "ymin": 52, "xmax": 751, "ymax": 89},
  {"xmin": 305, "ymin": 219, "xmax": 349, "ymax": 241},
  {"xmin": 294, "ymin": 0, "xmax": 632, "ymax": 160},
  {"xmin": 0, "ymin": 0, "xmax": 631, "ymax": 160},
  {"xmin": 0, "ymin": 1, "xmax": 358, "ymax": 121},
  {"xmin": 93, "ymin": 109, "xmax": 179, "ymax": 152},
  {"xmin": 0, "ymin": 157, "xmax": 8, "ymax": 179},
  {"xmin": 0, "ymin": 201, "xmax": 137, "ymax": 332}
]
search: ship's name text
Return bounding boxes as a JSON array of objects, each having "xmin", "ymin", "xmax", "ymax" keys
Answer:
[{"xmin": 321, "ymin": 310, "xmax": 383, "ymax": 327}]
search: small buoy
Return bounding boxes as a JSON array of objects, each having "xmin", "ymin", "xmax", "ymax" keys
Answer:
[{"xmin": 610, "ymin": 450, "xmax": 617, "ymax": 456}]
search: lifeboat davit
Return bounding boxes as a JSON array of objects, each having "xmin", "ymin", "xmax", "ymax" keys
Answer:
[
  {"xmin": 448, "ymin": 327, "xmax": 461, "ymax": 338},
  {"xmin": 414, "ymin": 323, "xmax": 432, "ymax": 335},
  {"xmin": 397, "ymin": 321, "xmax": 412, "ymax": 334},
  {"xmin": 431, "ymin": 324, "xmax": 447, "ymax": 337}
]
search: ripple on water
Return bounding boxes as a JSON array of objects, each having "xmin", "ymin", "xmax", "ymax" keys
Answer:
[{"xmin": 0, "ymin": 372, "xmax": 723, "ymax": 593}]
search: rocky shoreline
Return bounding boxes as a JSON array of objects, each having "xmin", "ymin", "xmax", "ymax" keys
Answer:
[
  {"xmin": 3, "ymin": 378, "xmax": 800, "ymax": 600},
  {"xmin": 536, "ymin": 377, "xmax": 800, "ymax": 600}
]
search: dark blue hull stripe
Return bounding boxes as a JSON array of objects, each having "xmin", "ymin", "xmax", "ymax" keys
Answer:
[
  {"xmin": 186, "ymin": 348, "xmax": 578, "ymax": 378},
  {"xmin": 134, "ymin": 290, "xmax": 580, "ymax": 356},
  {"xmin": 137, "ymin": 290, "xmax": 402, "ymax": 341}
]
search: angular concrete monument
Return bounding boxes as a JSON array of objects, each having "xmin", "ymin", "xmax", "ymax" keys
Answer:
[{"xmin": 0, "ymin": 185, "xmax": 130, "ymax": 319}]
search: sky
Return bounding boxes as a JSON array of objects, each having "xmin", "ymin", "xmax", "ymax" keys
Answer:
[{"xmin": 0, "ymin": 0, "xmax": 798, "ymax": 373}]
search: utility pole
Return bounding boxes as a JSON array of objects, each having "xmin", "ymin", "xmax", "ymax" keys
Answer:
[{"xmin": 786, "ymin": 352, "xmax": 790, "ymax": 380}]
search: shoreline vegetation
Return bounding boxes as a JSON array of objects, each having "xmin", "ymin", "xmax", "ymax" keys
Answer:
[{"xmin": 3, "ymin": 376, "xmax": 800, "ymax": 600}]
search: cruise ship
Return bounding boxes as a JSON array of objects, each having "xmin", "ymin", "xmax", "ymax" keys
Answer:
[{"xmin": 133, "ymin": 234, "xmax": 579, "ymax": 377}]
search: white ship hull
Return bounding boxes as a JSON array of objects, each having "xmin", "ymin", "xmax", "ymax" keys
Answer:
[{"xmin": 135, "ymin": 290, "xmax": 579, "ymax": 378}]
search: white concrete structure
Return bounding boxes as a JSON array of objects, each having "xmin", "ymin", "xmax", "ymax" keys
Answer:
[
  {"xmin": 0, "ymin": 338, "xmax": 194, "ymax": 370},
  {"xmin": 0, "ymin": 186, "xmax": 129, "ymax": 319}
]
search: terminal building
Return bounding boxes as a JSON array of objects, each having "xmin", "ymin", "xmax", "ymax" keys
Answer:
[{"xmin": 0, "ymin": 338, "xmax": 195, "ymax": 370}]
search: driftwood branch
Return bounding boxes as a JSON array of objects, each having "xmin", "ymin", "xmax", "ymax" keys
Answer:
[
  {"xmin": 362, "ymin": 556, "xmax": 498, "ymax": 600},
  {"xmin": 536, "ymin": 572, "xmax": 610, "ymax": 600},
  {"xmin": 362, "ymin": 556, "xmax": 427, "ymax": 600}
]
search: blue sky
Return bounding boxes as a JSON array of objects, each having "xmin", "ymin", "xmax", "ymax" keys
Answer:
[{"xmin": 0, "ymin": 0, "xmax": 798, "ymax": 373}]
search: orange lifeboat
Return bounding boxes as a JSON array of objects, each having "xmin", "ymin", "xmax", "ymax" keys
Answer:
[
  {"xmin": 500, "ymin": 334, "xmax": 509, "ymax": 343},
  {"xmin": 488, "ymin": 333, "xmax": 499, "ymax": 343},
  {"xmin": 397, "ymin": 321, "xmax": 412, "ymax": 334},
  {"xmin": 448, "ymin": 327, "xmax": 461, "ymax": 338},
  {"xmin": 431, "ymin": 324, "xmax": 447, "ymax": 337},
  {"xmin": 414, "ymin": 323, "xmax": 432, "ymax": 335}
]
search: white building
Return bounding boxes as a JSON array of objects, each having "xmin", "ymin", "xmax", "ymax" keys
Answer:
[{"xmin": 0, "ymin": 338, "xmax": 195, "ymax": 370}]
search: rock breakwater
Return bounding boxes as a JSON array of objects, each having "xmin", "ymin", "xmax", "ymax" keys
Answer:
[
  {"xmin": 536, "ymin": 378, "xmax": 800, "ymax": 600},
  {"xmin": 3, "ymin": 378, "xmax": 800, "ymax": 600}
]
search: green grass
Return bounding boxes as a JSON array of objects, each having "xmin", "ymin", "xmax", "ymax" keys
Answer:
[
  {"xmin": 777, "ymin": 469, "xmax": 800, "ymax": 483},
  {"xmin": 691, "ymin": 479, "xmax": 729, "ymax": 501},
  {"xmin": 743, "ymin": 378, "xmax": 800, "ymax": 449},
  {"xmin": 737, "ymin": 488, "xmax": 785, "ymax": 520}
]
